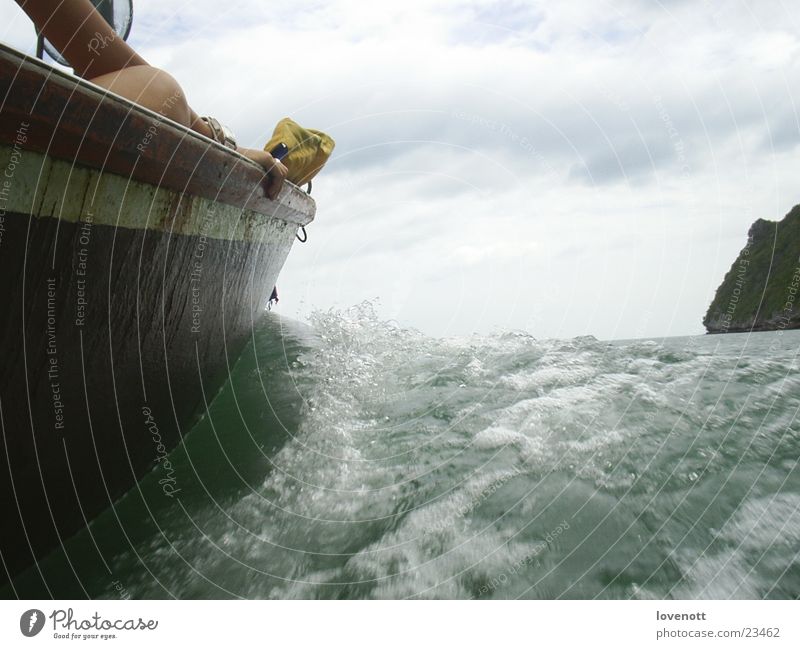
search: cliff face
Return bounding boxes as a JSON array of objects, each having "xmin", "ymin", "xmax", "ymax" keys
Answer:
[{"xmin": 704, "ymin": 204, "xmax": 800, "ymax": 333}]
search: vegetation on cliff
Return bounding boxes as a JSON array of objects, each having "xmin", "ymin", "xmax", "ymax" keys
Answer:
[{"xmin": 703, "ymin": 204, "xmax": 800, "ymax": 333}]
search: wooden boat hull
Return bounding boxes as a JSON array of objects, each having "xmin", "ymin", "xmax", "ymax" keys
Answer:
[{"xmin": 0, "ymin": 45, "xmax": 314, "ymax": 582}]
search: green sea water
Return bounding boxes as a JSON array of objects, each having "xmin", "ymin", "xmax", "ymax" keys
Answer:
[{"xmin": 5, "ymin": 306, "xmax": 800, "ymax": 599}]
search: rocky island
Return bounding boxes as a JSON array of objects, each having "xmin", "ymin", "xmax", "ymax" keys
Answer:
[{"xmin": 704, "ymin": 204, "xmax": 800, "ymax": 333}]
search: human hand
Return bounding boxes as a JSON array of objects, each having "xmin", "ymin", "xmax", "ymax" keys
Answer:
[{"xmin": 237, "ymin": 147, "xmax": 288, "ymax": 200}]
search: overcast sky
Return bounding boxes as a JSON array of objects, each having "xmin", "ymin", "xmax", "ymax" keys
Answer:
[{"xmin": 3, "ymin": 0, "xmax": 799, "ymax": 340}]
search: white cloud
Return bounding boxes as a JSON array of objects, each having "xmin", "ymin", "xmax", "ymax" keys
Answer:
[{"xmin": 2, "ymin": 0, "xmax": 799, "ymax": 339}]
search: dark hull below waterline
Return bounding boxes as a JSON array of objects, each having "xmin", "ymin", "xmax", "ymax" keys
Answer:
[
  {"xmin": 0, "ymin": 42, "xmax": 314, "ymax": 584},
  {"xmin": 0, "ymin": 208, "xmax": 295, "ymax": 581}
]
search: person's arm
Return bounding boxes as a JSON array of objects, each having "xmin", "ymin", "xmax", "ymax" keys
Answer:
[
  {"xmin": 15, "ymin": 0, "xmax": 147, "ymax": 78},
  {"xmin": 236, "ymin": 146, "xmax": 288, "ymax": 199},
  {"xmin": 15, "ymin": 0, "xmax": 288, "ymax": 199}
]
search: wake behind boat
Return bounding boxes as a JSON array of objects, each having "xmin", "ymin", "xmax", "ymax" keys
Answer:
[{"xmin": 0, "ymin": 42, "xmax": 314, "ymax": 581}]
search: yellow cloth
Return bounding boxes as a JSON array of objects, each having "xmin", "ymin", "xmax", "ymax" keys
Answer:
[{"xmin": 264, "ymin": 118, "xmax": 335, "ymax": 186}]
